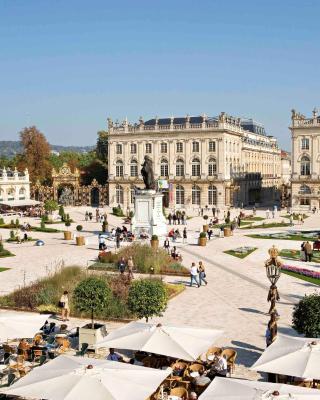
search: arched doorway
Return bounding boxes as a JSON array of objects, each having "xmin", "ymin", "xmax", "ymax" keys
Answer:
[{"xmin": 91, "ymin": 187, "xmax": 100, "ymax": 207}]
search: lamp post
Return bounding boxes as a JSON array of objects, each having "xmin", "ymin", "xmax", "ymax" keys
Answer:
[{"xmin": 265, "ymin": 246, "xmax": 282, "ymax": 344}]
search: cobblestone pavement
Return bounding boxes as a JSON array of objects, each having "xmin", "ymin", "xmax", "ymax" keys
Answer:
[{"xmin": 1, "ymin": 207, "xmax": 319, "ymax": 379}]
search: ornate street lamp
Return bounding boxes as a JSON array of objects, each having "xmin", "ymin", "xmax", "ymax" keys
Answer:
[{"xmin": 265, "ymin": 246, "xmax": 282, "ymax": 345}]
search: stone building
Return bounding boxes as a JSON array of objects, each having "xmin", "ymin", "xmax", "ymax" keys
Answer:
[
  {"xmin": 0, "ymin": 167, "xmax": 30, "ymax": 204},
  {"xmin": 291, "ymin": 108, "xmax": 320, "ymax": 210},
  {"xmin": 107, "ymin": 113, "xmax": 281, "ymax": 213}
]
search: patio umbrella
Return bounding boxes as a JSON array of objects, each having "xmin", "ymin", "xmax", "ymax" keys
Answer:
[
  {"xmin": 93, "ymin": 321, "xmax": 223, "ymax": 361},
  {"xmin": 199, "ymin": 377, "xmax": 320, "ymax": 400},
  {"xmin": 0, "ymin": 311, "xmax": 48, "ymax": 342},
  {"xmin": 251, "ymin": 334, "xmax": 320, "ymax": 379},
  {"xmin": 3, "ymin": 354, "xmax": 171, "ymax": 400}
]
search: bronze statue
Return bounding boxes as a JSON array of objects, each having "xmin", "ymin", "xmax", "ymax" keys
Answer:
[{"xmin": 141, "ymin": 156, "xmax": 156, "ymax": 190}]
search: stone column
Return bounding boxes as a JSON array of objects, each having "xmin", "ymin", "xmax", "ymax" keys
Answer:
[{"xmin": 185, "ymin": 140, "xmax": 191, "ymax": 176}]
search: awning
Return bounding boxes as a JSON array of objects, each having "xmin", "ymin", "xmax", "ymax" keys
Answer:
[{"xmin": 0, "ymin": 199, "xmax": 41, "ymax": 207}]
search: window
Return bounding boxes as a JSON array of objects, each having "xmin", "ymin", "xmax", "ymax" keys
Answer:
[
  {"xmin": 176, "ymin": 158, "xmax": 185, "ymax": 177},
  {"xmin": 116, "ymin": 160, "xmax": 124, "ymax": 177},
  {"xmin": 300, "ymin": 156, "xmax": 310, "ymax": 176},
  {"xmin": 116, "ymin": 185, "xmax": 124, "ymax": 204},
  {"xmin": 161, "ymin": 143, "xmax": 168, "ymax": 153},
  {"xmin": 176, "ymin": 185, "xmax": 185, "ymax": 205},
  {"xmin": 130, "ymin": 143, "xmax": 137, "ymax": 154},
  {"xmin": 192, "ymin": 157, "xmax": 201, "ymax": 177},
  {"xmin": 130, "ymin": 187, "xmax": 135, "ymax": 204},
  {"xmin": 208, "ymin": 185, "xmax": 217, "ymax": 205},
  {"xmin": 192, "ymin": 141, "xmax": 199, "ymax": 152},
  {"xmin": 299, "ymin": 185, "xmax": 311, "ymax": 194},
  {"xmin": 301, "ymin": 138, "xmax": 310, "ymax": 150},
  {"xmin": 209, "ymin": 141, "xmax": 216, "ymax": 152},
  {"xmin": 116, "ymin": 144, "xmax": 122, "ymax": 155},
  {"xmin": 160, "ymin": 158, "xmax": 169, "ymax": 177},
  {"xmin": 192, "ymin": 185, "xmax": 201, "ymax": 205},
  {"xmin": 300, "ymin": 198, "xmax": 310, "ymax": 206},
  {"xmin": 130, "ymin": 160, "xmax": 138, "ymax": 177},
  {"xmin": 208, "ymin": 157, "xmax": 217, "ymax": 176},
  {"xmin": 19, "ymin": 187, "xmax": 26, "ymax": 199},
  {"xmin": 7, "ymin": 188, "xmax": 14, "ymax": 200},
  {"xmin": 145, "ymin": 143, "xmax": 152, "ymax": 154},
  {"xmin": 176, "ymin": 142, "xmax": 183, "ymax": 153}
]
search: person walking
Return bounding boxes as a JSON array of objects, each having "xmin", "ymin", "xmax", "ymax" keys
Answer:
[
  {"xmin": 198, "ymin": 261, "xmax": 207, "ymax": 286},
  {"xmin": 289, "ymin": 214, "xmax": 294, "ymax": 226},
  {"xmin": 59, "ymin": 291, "xmax": 70, "ymax": 322},
  {"xmin": 127, "ymin": 256, "xmax": 134, "ymax": 280},
  {"xmin": 118, "ymin": 257, "xmax": 126, "ymax": 274},
  {"xmin": 190, "ymin": 262, "xmax": 200, "ymax": 288},
  {"xmin": 183, "ymin": 227, "xmax": 187, "ymax": 243},
  {"xmin": 304, "ymin": 241, "xmax": 312, "ymax": 262},
  {"xmin": 163, "ymin": 237, "xmax": 170, "ymax": 253},
  {"xmin": 168, "ymin": 213, "xmax": 172, "ymax": 225},
  {"xmin": 116, "ymin": 233, "xmax": 121, "ymax": 249},
  {"xmin": 85, "ymin": 211, "xmax": 89, "ymax": 222},
  {"xmin": 212, "ymin": 207, "xmax": 216, "ymax": 217}
]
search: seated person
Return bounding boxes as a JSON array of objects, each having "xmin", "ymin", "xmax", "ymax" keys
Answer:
[
  {"xmin": 171, "ymin": 246, "xmax": 178, "ymax": 259},
  {"xmin": 18, "ymin": 338, "xmax": 30, "ymax": 351},
  {"xmin": 107, "ymin": 348, "xmax": 123, "ymax": 362},
  {"xmin": 206, "ymin": 351, "xmax": 228, "ymax": 379},
  {"xmin": 33, "ymin": 333, "xmax": 44, "ymax": 346},
  {"xmin": 194, "ymin": 370, "xmax": 211, "ymax": 387},
  {"xmin": 168, "ymin": 228, "xmax": 174, "ymax": 238}
]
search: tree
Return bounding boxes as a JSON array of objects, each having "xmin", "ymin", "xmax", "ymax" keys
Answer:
[
  {"xmin": 96, "ymin": 131, "xmax": 108, "ymax": 164},
  {"xmin": 73, "ymin": 277, "xmax": 112, "ymax": 328},
  {"xmin": 127, "ymin": 279, "xmax": 168, "ymax": 322},
  {"xmin": 44, "ymin": 200, "xmax": 58, "ymax": 214},
  {"xmin": 292, "ymin": 294, "xmax": 320, "ymax": 337},
  {"xmin": 19, "ymin": 126, "xmax": 51, "ymax": 183}
]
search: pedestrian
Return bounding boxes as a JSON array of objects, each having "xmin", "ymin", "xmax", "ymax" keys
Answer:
[
  {"xmin": 183, "ymin": 227, "xmax": 187, "ymax": 243},
  {"xmin": 272, "ymin": 210, "xmax": 275, "ymax": 219},
  {"xmin": 98, "ymin": 234, "xmax": 106, "ymax": 250},
  {"xmin": 198, "ymin": 261, "xmax": 207, "ymax": 286},
  {"xmin": 190, "ymin": 262, "xmax": 200, "ymax": 287},
  {"xmin": 89, "ymin": 212, "xmax": 93, "ymax": 221},
  {"xmin": 168, "ymin": 213, "xmax": 172, "ymax": 225},
  {"xmin": 298, "ymin": 213, "xmax": 302, "ymax": 225},
  {"xmin": 237, "ymin": 215, "xmax": 241, "ymax": 227},
  {"xmin": 266, "ymin": 209, "xmax": 270, "ymax": 219},
  {"xmin": 172, "ymin": 213, "xmax": 177, "ymax": 225},
  {"xmin": 212, "ymin": 207, "xmax": 216, "ymax": 217},
  {"xmin": 289, "ymin": 214, "xmax": 294, "ymax": 226},
  {"xmin": 207, "ymin": 229, "xmax": 212, "ymax": 240},
  {"xmin": 304, "ymin": 241, "xmax": 312, "ymax": 262},
  {"xmin": 59, "ymin": 291, "xmax": 70, "ymax": 322},
  {"xmin": 163, "ymin": 237, "xmax": 170, "ymax": 253},
  {"xmin": 181, "ymin": 211, "xmax": 186, "ymax": 225},
  {"xmin": 201, "ymin": 208, "xmax": 204, "ymax": 217},
  {"xmin": 127, "ymin": 256, "xmax": 134, "ymax": 280},
  {"xmin": 300, "ymin": 242, "xmax": 305, "ymax": 261},
  {"xmin": 116, "ymin": 233, "xmax": 121, "ymax": 249},
  {"xmin": 85, "ymin": 211, "xmax": 89, "ymax": 222},
  {"xmin": 118, "ymin": 257, "xmax": 126, "ymax": 274}
]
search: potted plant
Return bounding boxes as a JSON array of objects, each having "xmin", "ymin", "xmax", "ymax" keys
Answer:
[
  {"xmin": 76, "ymin": 225, "xmax": 85, "ymax": 246},
  {"xmin": 198, "ymin": 231, "xmax": 207, "ymax": 246},
  {"xmin": 203, "ymin": 215, "xmax": 209, "ymax": 232},
  {"xmin": 73, "ymin": 277, "xmax": 111, "ymax": 349},
  {"xmin": 64, "ymin": 220, "xmax": 72, "ymax": 240},
  {"xmin": 150, "ymin": 234, "xmax": 159, "ymax": 249}
]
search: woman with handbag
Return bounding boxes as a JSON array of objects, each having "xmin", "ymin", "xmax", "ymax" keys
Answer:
[
  {"xmin": 59, "ymin": 291, "xmax": 70, "ymax": 322},
  {"xmin": 198, "ymin": 261, "xmax": 208, "ymax": 286}
]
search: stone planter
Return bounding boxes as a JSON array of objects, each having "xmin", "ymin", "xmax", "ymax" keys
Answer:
[
  {"xmin": 78, "ymin": 323, "xmax": 107, "ymax": 350},
  {"xmin": 198, "ymin": 237, "xmax": 207, "ymax": 246},
  {"xmin": 203, "ymin": 224, "xmax": 209, "ymax": 232},
  {"xmin": 64, "ymin": 231, "xmax": 72, "ymax": 240},
  {"xmin": 150, "ymin": 239, "xmax": 159, "ymax": 250},
  {"xmin": 76, "ymin": 236, "xmax": 85, "ymax": 246},
  {"xmin": 224, "ymin": 227, "xmax": 231, "ymax": 237}
]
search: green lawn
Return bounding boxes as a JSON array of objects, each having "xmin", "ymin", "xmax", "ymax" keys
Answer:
[
  {"xmin": 0, "ymin": 250, "xmax": 15, "ymax": 258},
  {"xmin": 282, "ymin": 269, "xmax": 320, "ymax": 286},
  {"xmin": 283, "ymin": 214, "xmax": 309, "ymax": 220},
  {"xmin": 241, "ymin": 222, "xmax": 290, "ymax": 230},
  {"xmin": 0, "ymin": 268, "xmax": 10, "ymax": 272},
  {"xmin": 242, "ymin": 216, "xmax": 265, "ymax": 221},
  {"xmin": 280, "ymin": 249, "xmax": 320, "ymax": 263},
  {"xmin": 247, "ymin": 234, "xmax": 316, "ymax": 241},
  {"xmin": 224, "ymin": 247, "xmax": 257, "ymax": 259}
]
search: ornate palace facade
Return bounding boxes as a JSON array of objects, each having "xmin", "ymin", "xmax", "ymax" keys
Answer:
[
  {"xmin": 291, "ymin": 108, "xmax": 320, "ymax": 210},
  {"xmin": 0, "ymin": 168, "xmax": 30, "ymax": 203},
  {"xmin": 107, "ymin": 112, "xmax": 281, "ymax": 212}
]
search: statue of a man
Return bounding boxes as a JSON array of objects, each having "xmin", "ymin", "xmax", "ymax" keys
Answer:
[{"xmin": 141, "ymin": 155, "xmax": 156, "ymax": 190}]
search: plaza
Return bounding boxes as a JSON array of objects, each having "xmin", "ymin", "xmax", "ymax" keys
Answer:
[{"xmin": 0, "ymin": 206, "xmax": 319, "ymax": 383}]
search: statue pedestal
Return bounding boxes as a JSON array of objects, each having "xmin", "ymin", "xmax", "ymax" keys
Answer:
[{"xmin": 131, "ymin": 190, "xmax": 167, "ymax": 237}]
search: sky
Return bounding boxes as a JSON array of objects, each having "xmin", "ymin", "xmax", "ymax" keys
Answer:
[{"xmin": 0, "ymin": 0, "xmax": 319, "ymax": 150}]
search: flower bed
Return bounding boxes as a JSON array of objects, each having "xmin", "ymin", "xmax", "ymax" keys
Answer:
[
  {"xmin": 282, "ymin": 264, "xmax": 320, "ymax": 284},
  {"xmin": 224, "ymin": 246, "xmax": 257, "ymax": 259}
]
